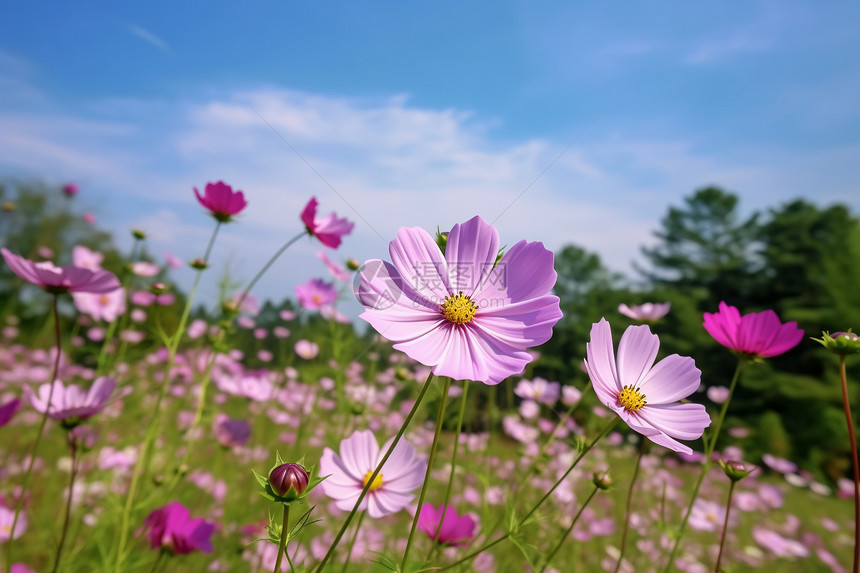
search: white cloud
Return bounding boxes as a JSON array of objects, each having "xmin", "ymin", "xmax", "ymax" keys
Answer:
[{"xmin": 127, "ymin": 25, "xmax": 171, "ymax": 54}]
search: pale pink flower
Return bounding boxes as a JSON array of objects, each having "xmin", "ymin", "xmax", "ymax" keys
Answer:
[
  {"xmin": 72, "ymin": 288, "xmax": 127, "ymax": 322},
  {"xmin": 296, "ymin": 279, "xmax": 337, "ymax": 310},
  {"xmin": 703, "ymin": 302, "xmax": 803, "ymax": 358},
  {"xmin": 584, "ymin": 318, "xmax": 710, "ymax": 454},
  {"xmin": 618, "ymin": 302, "xmax": 671, "ymax": 322},
  {"xmin": 130, "ymin": 262, "xmax": 159, "ymax": 277},
  {"xmin": 194, "ymin": 180, "xmax": 247, "ymax": 222},
  {"xmin": 317, "ymin": 251, "xmax": 351, "ymax": 281},
  {"xmin": 319, "ymin": 429, "xmax": 425, "ymax": 518},
  {"xmin": 752, "ymin": 526, "xmax": 808, "ymax": 558},
  {"xmin": 26, "ymin": 377, "xmax": 116, "ymax": 425},
  {"xmin": 358, "ymin": 216, "xmax": 561, "ymax": 385},
  {"xmin": 294, "ymin": 340, "xmax": 319, "ymax": 360},
  {"xmin": 164, "ymin": 251, "xmax": 183, "ymax": 269},
  {"xmin": 0, "ymin": 503, "xmax": 27, "ymax": 541},
  {"xmin": 82, "ymin": 212, "xmax": 96, "ymax": 225},
  {"xmin": 561, "ymin": 385, "xmax": 582, "ymax": 406},
  {"xmin": 417, "ymin": 504, "xmax": 477, "ymax": 546},
  {"xmin": 706, "ymin": 385, "xmax": 730, "ymax": 404},
  {"xmin": 2, "ymin": 248, "xmax": 120, "ymax": 294},
  {"xmin": 301, "ymin": 197, "xmax": 354, "ymax": 249},
  {"xmin": 513, "ymin": 377, "xmax": 560, "ymax": 406},
  {"xmin": 71, "ymin": 246, "xmax": 104, "ymax": 271},
  {"xmin": 762, "ymin": 454, "xmax": 798, "ymax": 474}
]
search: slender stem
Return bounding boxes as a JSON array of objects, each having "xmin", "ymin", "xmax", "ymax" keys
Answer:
[
  {"xmin": 661, "ymin": 359, "xmax": 744, "ymax": 573},
  {"xmin": 340, "ymin": 511, "xmax": 366, "ymax": 573},
  {"xmin": 315, "ymin": 372, "xmax": 435, "ymax": 572},
  {"xmin": 51, "ymin": 432, "xmax": 79, "ymax": 573},
  {"xmin": 401, "ymin": 377, "xmax": 451, "ymax": 570},
  {"xmin": 5, "ymin": 295, "xmax": 61, "ymax": 573},
  {"xmin": 427, "ymin": 381, "xmax": 469, "ymax": 561},
  {"xmin": 615, "ymin": 440, "xmax": 646, "ymax": 573},
  {"xmin": 439, "ymin": 417, "xmax": 618, "ymax": 571},
  {"xmin": 540, "ymin": 485, "xmax": 600, "ymax": 573},
  {"xmin": 114, "ymin": 222, "xmax": 221, "ymax": 572},
  {"xmin": 274, "ymin": 504, "xmax": 291, "ymax": 573},
  {"xmin": 235, "ymin": 231, "xmax": 306, "ymax": 313},
  {"xmin": 148, "ymin": 549, "xmax": 167, "ymax": 573},
  {"xmin": 714, "ymin": 481, "xmax": 736, "ymax": 573},
  {"xmin": 839, "ymin": 357, "xmax": 860, "ymax": 573}
]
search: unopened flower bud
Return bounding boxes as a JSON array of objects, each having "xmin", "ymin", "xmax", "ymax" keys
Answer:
[
  {"xmin": 345, "ymin": 258, "xmax": 360, "ymax": 271},
  {"xmin": 814, "ymin": 330, "xmax": 860, "ymax": 356},
  {"xmin": 189, "ymin": 258, "xmax": 208, "ymax": 270},
  {"xmin": 131, "ymin": 228, "xmax": 147, "ymax": 240},
  {"xmin": 269, "ymin": 463, "xmax": 309, "ymax": 497},
  {"xmin": 719, "ymin": 459, "xmax": 755, "ymax": 482},
  {"xmin": 150, "ymin": 282, "xmax": 168, "ymax": 295},
  {"xmin": 592, "ymin": 472, "xmax": 613, "ymax": 490},
  {"xmin": 435, "ymin": 228, "xmax": 449, "ymax": 253}
]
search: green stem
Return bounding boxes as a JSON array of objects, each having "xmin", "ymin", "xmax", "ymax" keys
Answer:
[
  {"xmin": 614, "ymin": 440, "xmax": 646, "ymax": 573},
  {"xmin": 340, "ymin": 511, "xmax": 366, "ymax": 573},
  {"xmin": 315, "ymin": 372, "xmax": 435, "ymax": 572},
  {"xmin": 839, "ymin": 356, "xmax": 860, "ymax": 573},
  {"xmin": 439, "ymin": 417, "xmax": 618, "ymax": 571},
  {"xmin": 274, "ymin": 504, "xmax": 291, "ymax": 573},
  {"xmin": 401, "ymin": 377, "xmax": 452, "ymax": 570},
  {"xmin": 661, "ymin": 359, "xmax": 744, "ymax": 573},
  {"xmin": 234, "ymin": 231, "xmax": 306, "ymax": 313},
  {"xmin": 114, "ymin": 222, "xmax": 221, "ymax": 572},
  {"xmin": 540, "ymin": 485, "xmax": 600, "ymax": 573},
  {"xmin": 5, "ymin": 295, "xmax": 61, "ymax": 573},
  {"xmin": 427, "ymin": 381, "xmax": 469, "ymax": 561},
  {"xmin": 51, "ymin": 431, "xmax": 79, "ymax": 573},
  {"xmin": 714, "ymin": 480, "xmax": 736, "ymax": 573}
]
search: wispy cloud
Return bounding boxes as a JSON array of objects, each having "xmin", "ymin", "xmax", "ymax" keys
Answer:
[{"xmin": 127, "ymin": 25, "xmax": 171, "ymax": 53}]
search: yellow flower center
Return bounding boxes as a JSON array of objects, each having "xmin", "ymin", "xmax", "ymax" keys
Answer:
[
  {"xmin": 440, "ymin": 292, "xmax": 478, "ymax": 325},
  {"xmin": 363, "ymin": 471, "xmax": 383, "ymax": 492},
  {"xmin": 618, "ymin": 385, "xmax": 647, "ymax": 412},
  {"xmin": 100, "ymin": 295, "xmax": 110, "ymax": 306}
]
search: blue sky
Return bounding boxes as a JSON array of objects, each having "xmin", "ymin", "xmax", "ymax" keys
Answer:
[{"xmin": 1, "ymin": 1, "xmax": 858, "ymax": 312}]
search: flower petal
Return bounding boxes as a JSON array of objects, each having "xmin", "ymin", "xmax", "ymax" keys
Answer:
[
  {"xmin": 444, "ymin": 216, "xmax": 499, "ymax": 295},
  {"xmin": 638, "ymin": 354, "xmax": 700, "ymax": 405},
  {"xmin": 616, "ymin": 325, "xmax": 659, "ymax": 388},
  {"xmin": 388, "ymin": 226, "xmax": 451, "ymax": 303}
]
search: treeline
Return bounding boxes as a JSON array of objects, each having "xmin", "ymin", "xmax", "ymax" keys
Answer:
[{"xmin": 538, "ymin": 187, "xmax": 860, "ymax": 480}]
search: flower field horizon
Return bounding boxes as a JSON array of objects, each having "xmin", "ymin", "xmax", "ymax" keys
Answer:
[{"xmin": 0, "ymin": 181, "xmax": 858, "ymax": 572}]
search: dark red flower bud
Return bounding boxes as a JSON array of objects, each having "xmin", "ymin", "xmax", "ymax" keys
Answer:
[{"xmin": 269, "ymin": 463, "xmax": 309, "ymax": 496}]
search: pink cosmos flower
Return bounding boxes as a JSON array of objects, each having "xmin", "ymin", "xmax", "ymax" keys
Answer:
[
  {"xmin": 358, "ymin": 216, "xmax": 562, "ymax": 385},
  {"xmin": 295, "ymin": 278, "xmax": 338, "ymax": 310},
  {"xmin": 72, "ymin": 287, "xmax": 127, "ymax": 322},
  {"xmin": 618, "ymin": 302, "xmax": 671, "ymax": 322},
  {"xmin": 301, "ymin": 197, "xmax": 354, "ymax": 249},
  {"xmin": 26, "ymin": 377, "xmax": 116, "ymax": 425},
  {"xmin": 417, "ymin": 503, "xmax": 477, "ymax": 546},
  {"xmin": 164, "ymin": 251, "xmax": 183, "ymax": 269},
  {"xmin": 584, "ymin": 318, "xmax": 711, "ymax": 454},
  {"xmin": 317, "ymin": 251, "xmax": 351, "ymax": 281},
  {"xmin": 130, "ymin": 262, "xmax": 159, "ymax": 277},
  {"xmin": 762, "ymin": 454, "xmax": 798, "ymax": 475},
  {"xmin": 319, "ymin": 429, "xmax": 426, "ymax": 518},
  {"xmin": 2, "ymin": 248, "xmax": 120, "ymax": 294},
  {"xmin": 82, "ymin": 212, "xmax": 96, "ymax": 225},
  {"xmin": 703, "ymin": 302, "xmax": 803, "ymax": 358},
  {"xmin": 0, "ymin": 398, "xmax": 21, "ymax": 427},
  {"xmin": 294, "ymin": 340, "xmax": 320, "ymax": 360},
  {"xmin": 144, "ymin": 501, "xmax": 215, "ymax": 554},
  {"xmin": 62, "ymin": 183, "xmax": 78, "ymax": 197},
  {"xmin": 0, "ymin": 503, "xmax": 27, "ymax": 541},
  {"xmin": 71, "ymin": 245, "xmax": 104, "ymax": 271},
  {"xmin": 513, "ymin": 377, "xmax": 560, "ymax": 406},
  {"xmin": 194, "ymin": 181, "xmax": 247, "ymax": 222}
]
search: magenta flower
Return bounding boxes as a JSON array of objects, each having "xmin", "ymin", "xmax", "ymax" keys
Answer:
[
  {"xmin": 319, "ymin": 429, "xmax": 426, "ymax": 518},
  {"xmin": 26, "ymin": 376, "xmax": 116, "ymax": 426},
  {"xmin": 703, "ymin": 302, "xmax": 804, "ymax": 358},
  {"xmin": 358, "ymin": 216, "xmax": 561, "ymax": 385},
  {"xmin": 193, "ymin": 181, "xmax": 247, "ymax": 222},
  {"xmin": 301, "ymin": 197, "xmax": 355, "ymax": 249},
  {"xmin": 618, "ymin": 302, "xmax": 671, "ymax": 322},
  {"xmin": 0, "ymin": 398, "xmax": 21, "ymax": 427},
  {"xmin": 2, "ymin": 248, "xmax": 120, "ymax": 295},
  {"xmin": 72, "ymin": 288, "xmax": 127, "ymax": 322},
  {"xmin": 295, "ymin": 278, "xmax": 338, "ymax": 310},
  {"xmin": 144, "ymin": 501, "xmax": 215, "ymax": 555},
  {"xmin": 62, "ymin": 183, "xmax": 78, "ymax": 197},
  {"xmin": 584, "ymin": 318, "xmax": 711, "ymax": 455},
  {"xmin": 417, "ymin": 504, "xmax": 477, "ymax": 547}
]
